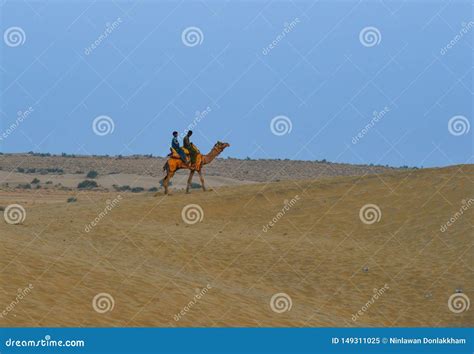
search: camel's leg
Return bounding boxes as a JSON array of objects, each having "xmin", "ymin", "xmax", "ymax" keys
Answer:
[
  {"xmin": 163, "ymin": 173, "xmax": 170, "ymax": 195},
  {"xmin": 198, "ymin": 170, "xmax": 207, "ymax": 191},
  {"xmin": 186, "ymin": 170, "xmax": 195, "ymax": 194},
  {"xmin": 164, "ymin": 171, "xmax": 175, "ymax": 195}
]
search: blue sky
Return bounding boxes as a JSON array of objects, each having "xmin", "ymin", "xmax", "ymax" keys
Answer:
[{"xmin": 0, "ymin": 0, "xmax": 472, "ymax": 167}]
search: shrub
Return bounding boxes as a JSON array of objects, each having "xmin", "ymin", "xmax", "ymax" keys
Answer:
[
  {"xmin": 86, "ymin": 170, "xmax": 99, "ymax": 179},
  {"xmin": 131, "ymin": 187, "xmax": 145, "ymax": 193},
  {"xmin": 113, "ymin": 185, "xmax": 131, "ymax": 192},
  {"xmin": 61, "ymin": 152, "xmax": 76, "ymax": 158},
  {"xmin": 17, "ymin": 167, "xmax": 25, "ymax": 173},
  {"xmin": 77, "ymin": 180, "xmax": 98, "ymax": 189},
  {"xmin": 31, "ymin": 178, "xmax": 40, "ymax": 184},
  {"xmin": 148, "ymin": 187, "xmax": 158, "ymax": 192},
  {"xmin": 45, "ymin": 181, "xmax": 52, "ymax": 184},
  {"xmin": 17, "ymin": 183, "xmax": 31, "ymax": 189},
  {"xmin": 36, "ymin": 168, "xmax": 64, "ymax": 175},
  {"xmin": 190, "ymin": 182, "xmax": 201, "ymax": 189},
  {"xmin": 67, "ymin": 197, "xmax": 77, "ymax": 203}
]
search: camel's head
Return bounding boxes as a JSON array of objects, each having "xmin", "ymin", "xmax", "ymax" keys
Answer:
[{"xmin": 214, "ymin": 141, "xmax": 230, "ymax": 151}]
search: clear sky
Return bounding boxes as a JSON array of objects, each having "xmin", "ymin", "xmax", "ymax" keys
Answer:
[{"xmin": 0, "ymin": 0, "xmax": 472, "ymax": 167}]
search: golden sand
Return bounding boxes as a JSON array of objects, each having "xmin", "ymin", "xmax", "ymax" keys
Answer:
[{"xmin": 1, "ymin": 165, "xmax": 472, "ymax": 327}]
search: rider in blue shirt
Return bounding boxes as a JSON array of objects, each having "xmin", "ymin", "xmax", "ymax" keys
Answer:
[{"xmin": 172, "ymin": 131, "xmax": 187, "ymax": 164}]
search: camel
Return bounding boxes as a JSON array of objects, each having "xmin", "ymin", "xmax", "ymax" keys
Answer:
[{"xmin": 161, "ymin": 141, "xmax": 230, "ymax": 195}]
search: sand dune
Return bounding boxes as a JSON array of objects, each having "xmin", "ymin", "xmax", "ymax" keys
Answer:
[{"xmin": 0, "ymin": 165, "xmax": 472, "ymax": 327}]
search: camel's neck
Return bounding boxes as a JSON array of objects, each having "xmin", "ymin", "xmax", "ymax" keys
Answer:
[{"xmin": 203, "ymin": 147, "xmax": 222, "ymax": 165}]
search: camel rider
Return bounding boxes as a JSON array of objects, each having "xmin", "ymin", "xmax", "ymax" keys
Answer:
[
  {"xmin": 172, "ymin": 131, "xmax": 187, "ymax": 164},
  {"xmin": 183, "ymin": 130, "xmax": 198, "ymax": 165}
]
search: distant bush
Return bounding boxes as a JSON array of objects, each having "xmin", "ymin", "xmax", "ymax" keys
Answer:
[
  {"xmin": 31, "ymin": 178, "xmax": 40, "ymax": 184},
  {"xmin": 17, "ymin": 183, "xmax": 31, "ymax": 189},
  {"xmin": 61, "ymin": 153, "xmax": 76, "ymax": 158},
  {"xmin": 67, "ymin": 197, "xmax": 77, "ymax": 203},
  {"xmin": 36, "ymin": 168, "xmax": 64, "ymax": 175},
  {"xmin": 17, "ymin": 167, "xmax": 25, "ymax": 173},
  {"xmin": 86, "ymin": 170, "xmax": 99, "ymax": 179},
  {"xmin": 148, "ymin": 187, "xmax": 158, "ymax": 192},
  {"xmin": 131, "ymin": 187, "xmax": 145, "ymax": 193},
  {"xmin": 112, "ymin": 185, "xmax": 131, "ymax": 192},
  {"xmin": 45, "ymin": 181, "xmax": 53, "ymax": 184},
  {"xmin": 190, "ymin": 182, "xmax": 201, "ymax": 189},
  {"xmin": 77, "ymin": 180, "xmax": 98, "ymax": 189},
  {"xmin": 27, "ymin": 152, "xmax": 51, "ymax": 157}
]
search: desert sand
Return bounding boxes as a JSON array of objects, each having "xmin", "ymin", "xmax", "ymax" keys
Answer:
[
  {"xmin": 0, "ymin": 165, "xmax": 472, "ymax": 327},
  {"xmin": 0, "ymin": 170, "xmax": 253, "ymax": 192}
]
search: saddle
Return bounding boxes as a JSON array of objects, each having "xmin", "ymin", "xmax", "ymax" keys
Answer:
[{"xmin": 169, "ymin": 145, "xmax": 201, "ymax": 167}]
